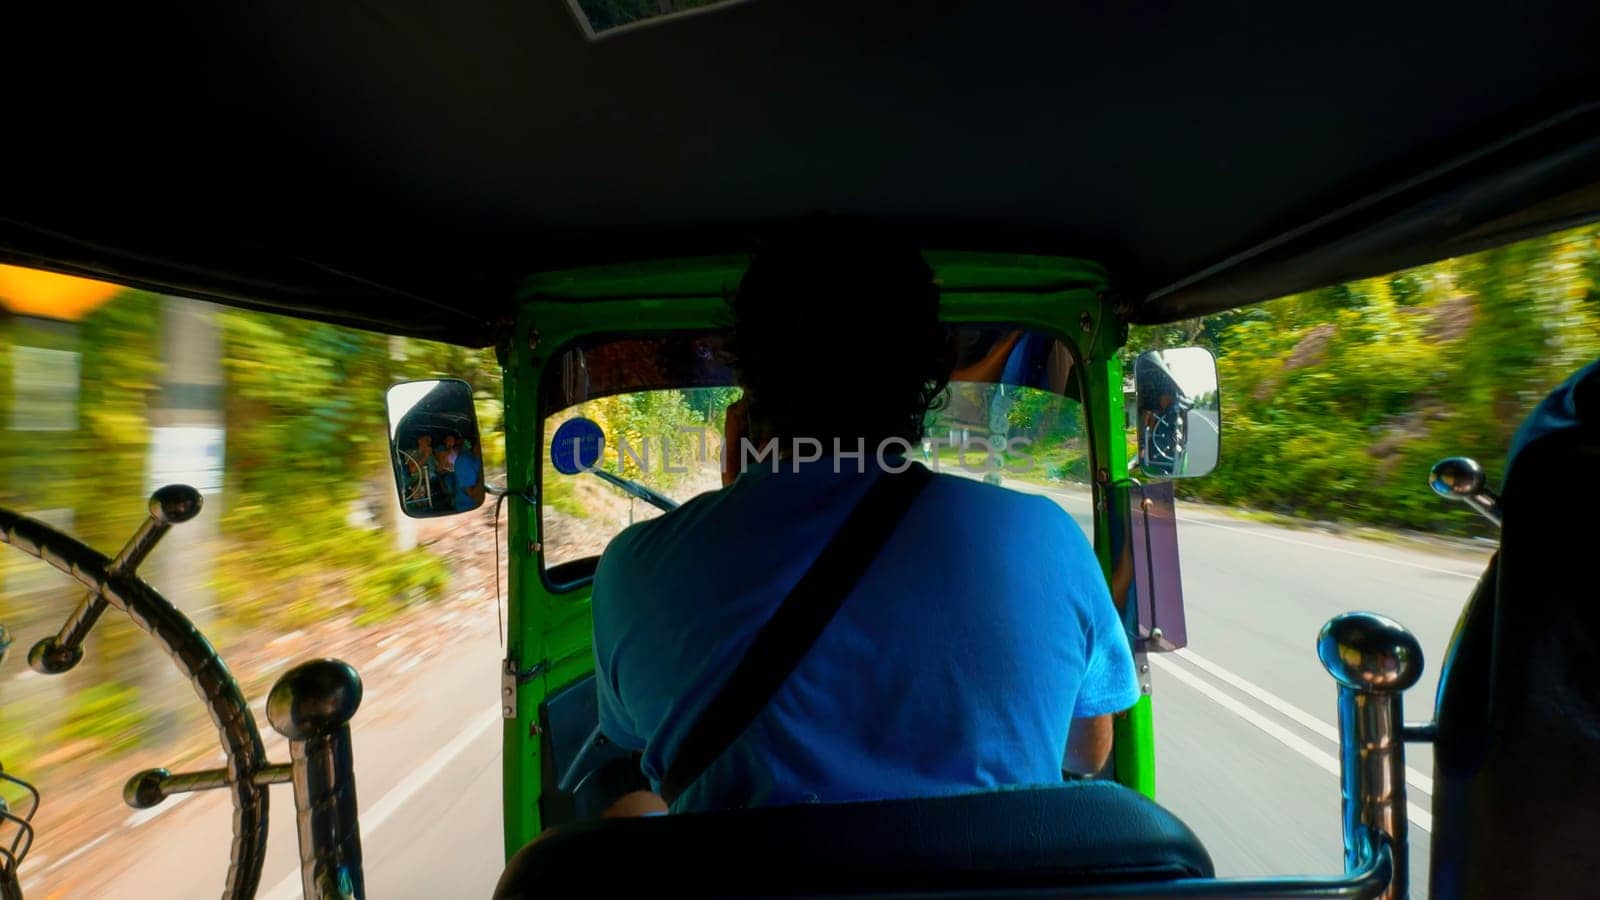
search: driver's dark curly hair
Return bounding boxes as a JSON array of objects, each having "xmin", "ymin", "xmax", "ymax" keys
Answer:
[{"xmin": 725, "ymin": 215, "xmax": 953, "ymax": 449}]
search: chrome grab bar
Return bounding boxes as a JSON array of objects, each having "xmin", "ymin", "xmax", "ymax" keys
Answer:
[
  {"xmin": 2, "ymin": 492, "xmax": 273, "ymax": 898},
  {"xmin": 268, "ymin": 659, "xmax": 368, "ymax": 900},
  {"xmin": 1318, "ymin": 612, "xmax": 1424, "ymax": 900},
  {"xmin": 1429, "ymin": 457, "xmax": 1501, "ymax": 528},
  {"xmin": 125, "ymin": 764, "xmax": 293, "ymax": 808},
  {"xmin": 4, "ymin": 488, "xmax": 373, "ymax": 899},
  {"xmin": 29, "ymin": 485, "xmax": 203, "ymax": 674},
  {"xmin": 122, "ymin": 657, "xmax": 371, "ymax": 900}
]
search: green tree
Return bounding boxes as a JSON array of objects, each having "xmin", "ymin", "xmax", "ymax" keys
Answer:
[
  {"xmin": 1133, "ymin": 222, "xmax": 1600, "ymax": 534},
  {"xmin": 212, "ymin": 312, "xmax": 499, "ymax": 627}
]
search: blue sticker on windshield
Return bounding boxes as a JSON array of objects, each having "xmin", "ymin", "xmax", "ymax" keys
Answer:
[{"xmin": 551, "ymin": 417, "xmax": 605, "ymax": 475}]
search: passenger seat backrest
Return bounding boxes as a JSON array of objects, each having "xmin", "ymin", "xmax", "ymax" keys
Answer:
[
  {"xmin": 496, "ymin": 782, "xmax": 1213, "ymax": 899},
  {"xmin": 1429, "ymin": 361, "xmax": 1600, "ymax": 899}
]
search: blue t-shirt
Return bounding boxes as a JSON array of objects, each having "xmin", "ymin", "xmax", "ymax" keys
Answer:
[
  {"xmin": 452, "ymin": 451, "xmax": 481, "ymax": 511},
  {"xmin": 592, "ymin": 458, "xmax": 1140, "ymax": 813}
]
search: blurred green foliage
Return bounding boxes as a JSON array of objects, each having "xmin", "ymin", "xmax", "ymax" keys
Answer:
[
  {"xmin": 50, "ymin": 682, "xmax": 147, "ymax": 756},
  {"xmin": 214, "ymin": 310, "xmax": 499, "ymax": 626},
  {"xmin": 3, "ymin": 220, "xmax": 1597, "ymax": 762},
  {"xmin": 928, "ymin": 383, "xmax": 1088, "ymax": 485},
  {"xmin": 0, "ymin": 293, "xmax": 499, "ymax": 755},
  {"xmin": 0, "ymin": 693, "xmax": 49, "ymax": 766},
  {"xmin": 571, "ymin": 387, "xmax": 736, "ymax": 489},
  {"xmin": 0, "ymin": 291, "xmax": 162, "ymax": 549},
  {"xmin": 1126, "ymin": 223, "xmax": 1600, "ymax": 533}
]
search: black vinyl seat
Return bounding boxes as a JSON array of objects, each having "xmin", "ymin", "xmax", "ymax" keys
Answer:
[{"xmin": 495, "ymin": 781, "xmax": 1212, "ymax": 898}]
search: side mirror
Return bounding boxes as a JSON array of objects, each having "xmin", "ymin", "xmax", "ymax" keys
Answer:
[
  {"xmin": 385, "ymin": 378, "xmax": 486, "ymax": 518},
  {"xmin": 1133, "ymin": 347, "xmax": 1221, "ymax": 479}
]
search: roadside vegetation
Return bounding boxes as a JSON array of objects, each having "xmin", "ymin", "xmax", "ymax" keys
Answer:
[
  {"xmin": 1125, "ymin": 222, "xmax": 1600, "ymax": 535},
  {"xmin": 3, "ymin": 223, "xmax": 1595, "ymax": 760}
]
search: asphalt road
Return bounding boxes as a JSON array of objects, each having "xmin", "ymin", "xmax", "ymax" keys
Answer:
[
  {"xmin": 25, "ymin": 609, "xmax": 510, "ymax": 900},
  {"xmin": 1041, "ymin": 484, "xmax": 1489, "ymax": 897},
  {"xmin": 36, "ymin": 487, "xmax": 1489, "ymax": 898}
]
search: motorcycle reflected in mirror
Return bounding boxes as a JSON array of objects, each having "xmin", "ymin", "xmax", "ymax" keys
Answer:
[
  {"xmin": 1133, "ymin": 348, "xmax": 1221, "ymax": 479},
  {"xmin": 385, "ymin": 379, "xmax": 487, "ymax": 518}
]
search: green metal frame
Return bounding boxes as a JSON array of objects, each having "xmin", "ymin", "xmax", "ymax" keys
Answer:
[{"xmin": 496, "ymin": 252, "xmax": 1153, "ymax": 856}]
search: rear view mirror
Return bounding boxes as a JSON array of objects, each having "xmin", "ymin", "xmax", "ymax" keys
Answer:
[
  {"xmin": 385, "ymin": 378, "xmax": 486, "ymax": 518},
  {"xmin": 1133, "ymin": 348, "xmax": 1220, "ymax": 478}
]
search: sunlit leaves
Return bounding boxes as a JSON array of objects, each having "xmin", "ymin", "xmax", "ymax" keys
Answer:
[{"xmin": 1135, "ymin": 223, "xmax": 1600, "ymax": 533}]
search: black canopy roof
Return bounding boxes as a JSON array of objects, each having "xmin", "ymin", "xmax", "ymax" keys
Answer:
[{"xmin": 3, "ymin": 2, "xmax": 1597, "ymax": 346}]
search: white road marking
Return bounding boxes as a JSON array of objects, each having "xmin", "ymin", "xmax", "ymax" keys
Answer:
[
  {"xmin": 1174, "ymin": 649, "xmax": 1340, "ymax": 743},
  {"xmin": 125, "ymin": 790, "xmax": 192, "ymax": 828},
  {"xmin": 1150, "ymin": 654, "xmax": 1432, "ymax": 833},
  {"xmin": 260, "ymin": 707, "xmax": 501, "ymax": 900},
  {"xmin": 33, "ymin": 833, "xmax": 109, "ymax": 878},
  {"xmin": 1033, "ymin": 484, "xmax": 1448, "ymax": 797},
  {"xmin": 1172, "ymin": 649, "xmax": 1434, "ymax": 795},
  {"xmin": 368, "ymin": 645, "xmax": 404, "ymax": 671}
]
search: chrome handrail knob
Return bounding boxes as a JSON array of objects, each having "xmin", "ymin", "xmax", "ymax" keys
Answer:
[
  {"xmin": 1317, "ymin": 611, "xmax": 1424, "ymax": 693},
  {"xmin": 149, "ymin": 484, "xmax": 204, "ymax": 525},
  {"xmin": 267, "ymin": 659, "xmax": 363, "ymax": 741},
  {"xmin": 268, "ymin": 658, "xmax": 367, "ymax": 899},
  {"xmin": 28, "ymin": 637, "xmax": 83, "ymax": 675},
  {"xmin": 125, "ymin": 768, "xmax": 172, "ymax": 810},
  {"xmin": 1429, "ymin": 457, "xmax": 1485, "ymax": 499}
]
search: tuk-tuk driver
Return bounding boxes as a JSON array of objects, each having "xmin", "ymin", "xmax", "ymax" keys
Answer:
[{"xmin": 591, "ymin": 217, "xmax": 1141, "ymax": 815}]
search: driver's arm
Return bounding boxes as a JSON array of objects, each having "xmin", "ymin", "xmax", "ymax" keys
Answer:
[
  {"xmin": 603, "ymin": 790, "xmax": 668, "ymax": 818},
  {"xmin": 950, "ymin": 329, "xmax": 1023, "ymax": 383},
  {"xmin": 1063, "ymin": 714, "xmax": 1115, "ymax": 775},
  {"xmin": 1057, "ymin": 505, "xmax": 1142, "ymax": 777}
]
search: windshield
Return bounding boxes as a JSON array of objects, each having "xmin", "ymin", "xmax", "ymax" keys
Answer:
[
  {"xmin": 539, "ymin": 328, "xmax": 1094, "ymax": 578},
  {"xmin": 543, "ymin": 387, "xmax": 737, "ymax": 572}
]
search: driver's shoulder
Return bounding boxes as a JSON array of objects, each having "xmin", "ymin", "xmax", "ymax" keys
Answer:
[
  {"xmin": 598, "ymin": 483, "xmax": 733, "ymax": 568},
  {"xmin": 924, "ymin": 471, "xmax": 1070, "ymax": 519}
]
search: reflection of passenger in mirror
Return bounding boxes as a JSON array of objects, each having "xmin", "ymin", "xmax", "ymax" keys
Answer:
[
  {"xmin": 397, "ymin": 429, "xmax": 489, "ymax": 513},
  {"xmin": 452, "ymin": 437, "xmax": 485, "ymax": 512},
  {"xmin": 436, "ymin": 433, "xmax": 459, "ymax": 498},
  {"xmin": 404, "ymin": 434, "xmax": 436, "ymax": 502},
  {"xmin": 386, "ymin": 378, "xmax": 485, "ymax": 518}
]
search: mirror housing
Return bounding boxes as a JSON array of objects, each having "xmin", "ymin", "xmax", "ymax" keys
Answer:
[
  {"xmin": 1133, "ymin": 347, "xmax": 1221, "ymax": 479},
  {"xmin": 385, "ymin": 378, "xmax": 486, "ymax": 518}
]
